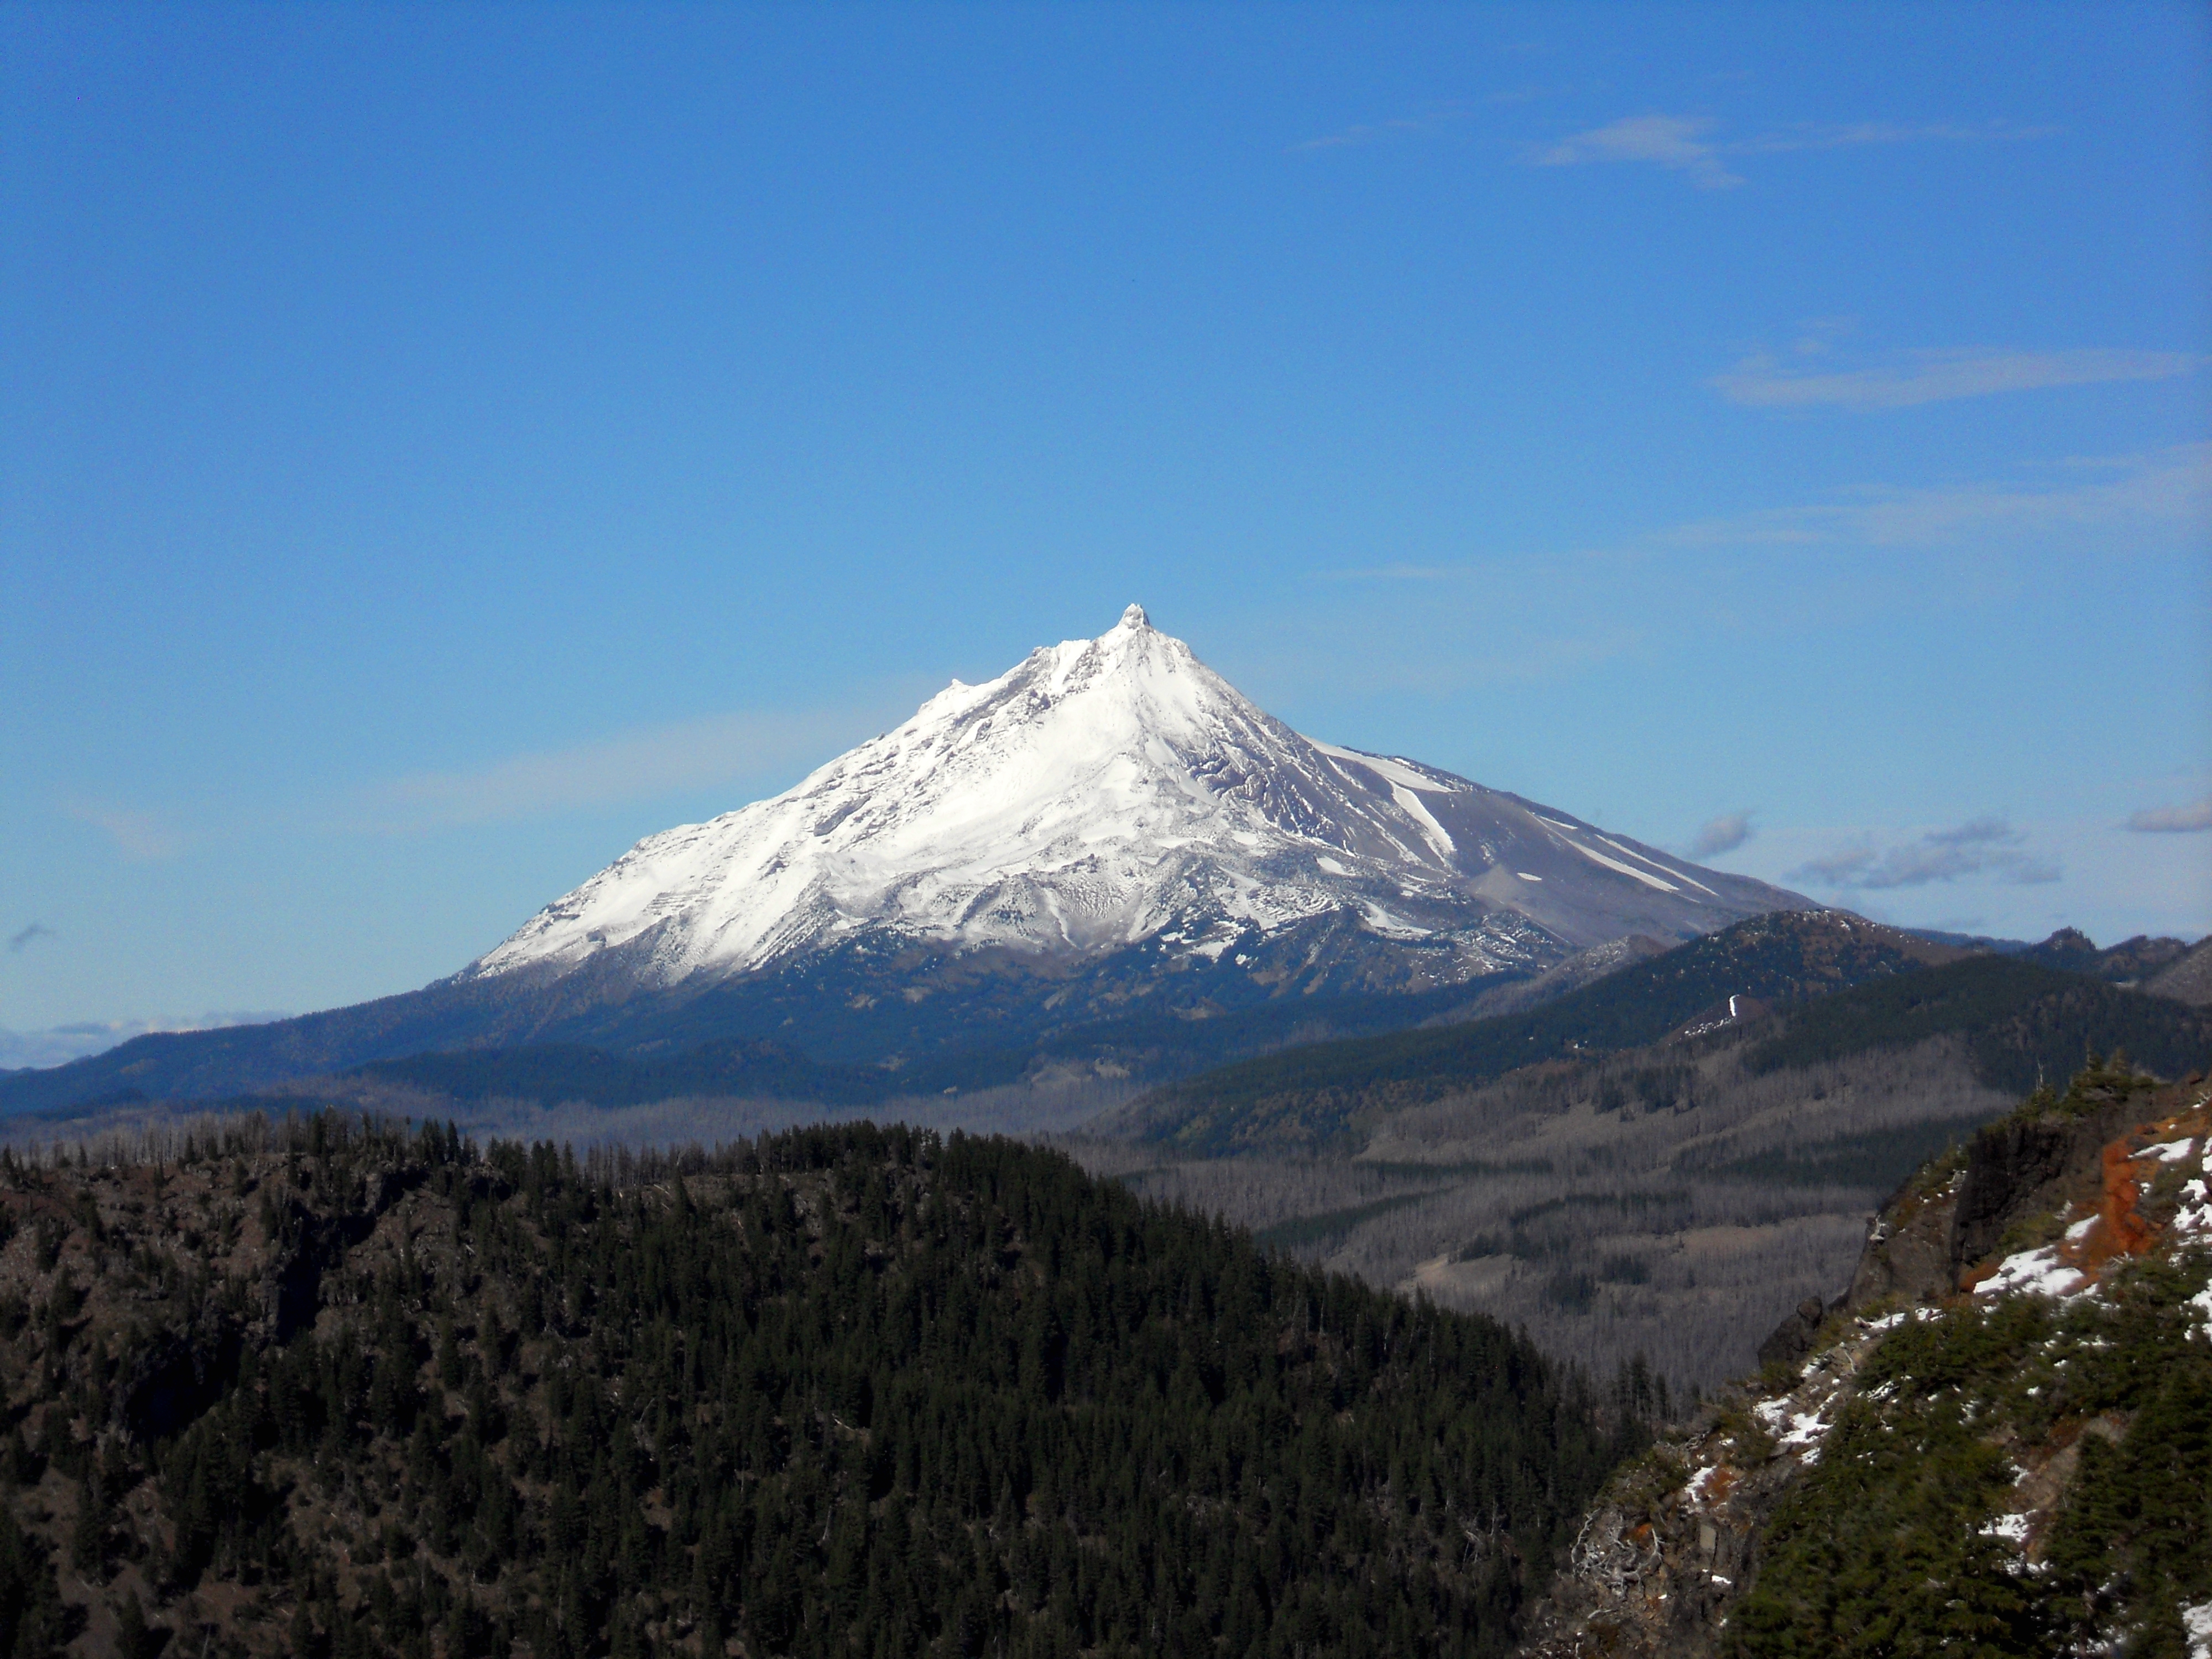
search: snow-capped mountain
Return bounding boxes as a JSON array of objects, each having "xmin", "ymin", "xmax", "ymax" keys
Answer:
[
  {"xmin": 0, "ymin": 607, "xmax": 1815, "ymax": 1114},
  {"xmin": 467, "ymin": 606, "xmax": 1804, "ymax": 995}
]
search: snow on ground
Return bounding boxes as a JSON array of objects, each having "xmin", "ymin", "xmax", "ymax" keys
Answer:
[
  {"xmin": 1979, "ymin": 1512, "xmax": 2031, "ymax": 1546},
  {"xmin": 1856, "ymin": 1309, "xmax": 1934, "ymax": 1335},
  {"xmin": 471, "ymin": 607, "xmax": 1489, "ymax": 982},
  {"xmin": 2184, "ymin": 1600, "xmax": 2212, "ymax": 1659},
  {"xmin": 1304, "ymin": 742, "xmax": 1465, "ymax": 796},
  {"xmin": 1753, "ymin": 1399, "xmax": 1834, "ymax": 1463},
  {"xmin": 1975, "ymin": 1246, "xmax": 2093, "ymax": 1301},
  {"xmin": 1558, "ymin": 837, "xmax": 1679, "ymax": 894},
  {"xmin": 2178, "ymin": 1182, "xmax": 2211, "ymax": 1238},
  {"xmin": 1595, "ymin": 832, "xmax": 1719, "ymax": 896}
]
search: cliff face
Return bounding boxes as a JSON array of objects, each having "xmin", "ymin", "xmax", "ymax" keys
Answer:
[
  {"xmin": 1518, "ymin": 1308, "xmax": 1910, "ymax": 1659},
  {"xmin": 1518, "ymin": 1057, "xmax": 2212, "ymax": 1659}
]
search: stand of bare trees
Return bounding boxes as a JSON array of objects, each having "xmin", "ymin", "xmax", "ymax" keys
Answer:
[{"xmin": 1072, "ymin": 1034, "xmax": 2009, "ymax": 1388}]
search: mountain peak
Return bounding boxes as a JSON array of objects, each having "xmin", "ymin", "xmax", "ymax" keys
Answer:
[{"xmin": 467, "ymin": 614, "xmax": 1809, "ymax": 991}]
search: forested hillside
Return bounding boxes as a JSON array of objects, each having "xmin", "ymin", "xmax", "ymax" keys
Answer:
[
  {"xmin": 0, "ymin": 1115, "xmax": 1650, "ymax": 1659},
  {"xmin": 1118, "ymin": 922, "xmax": 2211, "ymax": 1160},
  {"xmin": 1519, "ymin": 1057, "xmax": 2212, "ymax": 1658},
  {"xmin": 1109, "ymin": 911, "xmax": 1965, "ymax": 1156}
]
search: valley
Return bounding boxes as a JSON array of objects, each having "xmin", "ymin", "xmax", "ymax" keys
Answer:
[
  {"xmin": 1076, "ymin": 915, "xmax": 2212, "ymax": 1385},
  {"xmin": 4, "ymin": 896, "xmax": 2209, "ymax": 1656},
  {"xmin": 12, "ymin": 911, "xmax": 2207, "ymax": 1397}
]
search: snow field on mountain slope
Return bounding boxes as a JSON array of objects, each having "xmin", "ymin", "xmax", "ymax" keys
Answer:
[
  {"xmin": 471, "ymin": 612, "xmax": 1430, "ymax": 981},
  {"xmin": 469, "ymin": 607, "xmax": 1795, "ymax": 989}
]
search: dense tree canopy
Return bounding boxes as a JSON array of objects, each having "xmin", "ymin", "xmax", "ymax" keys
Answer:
[{"xmin": 1, "ymin": 1116, "xmax": 1648, "ymax": 1658}]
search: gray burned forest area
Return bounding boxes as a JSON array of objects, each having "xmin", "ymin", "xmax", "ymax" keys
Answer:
[{"xmin": 1076, "ymin": 1033, "xmax": 2013, "ymax": 1388}]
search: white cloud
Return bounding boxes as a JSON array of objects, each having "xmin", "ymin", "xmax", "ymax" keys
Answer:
[
  {"xmin": 360, "ymin": 705, "xmax": 888, "ymax": 831},
  {"xmin": 1666, "ymin": 442, "xmax": 2211, "ymax": 549},
  {"xmin": 1531, "ymin": 115, "xmax": 1741, "ymax": 188},
  {"xmin": 1688, "ymin": 811, "xmax": 1755, "ymax": 858},
  {"xmin": 1791, "ymin": 816, "xmax": 2061, "ymax": 891},
  {"xmin": 62, "ymin": 799, "xmax": 181, "ymax": 861},
  {"xmin": 1529, "ymin": 114, "xmax": 2057, "ymax": 188},
  {"xmin": 2128, "ymin": 797, "xmax": 2212, "ymax": 834},
  {"xmin": 1711, "ymin": 348, "xmax": 2203, "ymax": 411},
  {"xmin": 1723, "ymin": 818, "xmax": 2206, "ymax": 945}
]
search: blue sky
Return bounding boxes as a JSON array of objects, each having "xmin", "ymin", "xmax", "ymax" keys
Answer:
[{"xmin": 4, "ymin": 3, "xmax": 2208, "ymax": 1050}]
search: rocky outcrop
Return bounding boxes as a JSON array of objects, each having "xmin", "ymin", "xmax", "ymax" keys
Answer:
[
  {"xmin": 1947, "ymin": 1091, "xmax": 2141, "ymax": 1276},
  {"xmin": 1835, "ymin": 1057, "xmax": 2174, "ymax": 1312},
  {"xmin": 1518, "ymin": 1311, "xmax": 1916, "ymax": 1659},
  {"xmin": 1843, "ymin": 1158, "xmax": 1958, "ymax": 1307},
  {"xmin": 1519, "ymin": 1060, "xmax": 2212, "ymax": 1658},
  {"xmin": 1752, "ymin": 1295, "xmax": 1835, "ymax": 1370}
]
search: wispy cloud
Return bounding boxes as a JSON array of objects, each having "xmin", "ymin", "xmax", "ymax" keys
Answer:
[
  {"xmin": 358, "ymin": 705, "xmax": 888, "ymax": 831},
  {"xmin": 1791, "ymin": 816, "xmax": 2061, "ymax": 890},
  {"xmin": 7, "ymin": 922, "xmax": 54, "ymax": 953},
  {"xmin": 1712, "ymin": 348, "xmax": 2203, "ymax": 411},
  {"xmin": 62, "ymin": 799, "xmax": 181, "ymax": 861},
  {"xmin": 1688, "ymin": 811, "xmax": 1755, "ymax": 859},
  {"xmin": 1290, "ymin": 107, "xmax": 1470, "ymax": 153},
  {"xmin": 2126, "ymin": 797, "xmax": 2212, "ymax": 834},
  {"xmin": 1666, "ymin": 441, "xmax": 2211, "ymax": 549},
  {"xmin": 1528, "ymin": 114, "xmax": 2056, "ymax": 189},
  {"xmin": 1736, "ymin": 120, "xmax": 2060, "ymax": 153},
  {"xmin": 1318, "ymin": 446, "xmax": 2205, "ymax": 575},
  {"xmin": 1793, "ymin": 844, "xmax": 1878, "ymax": 884},
  {"xmin": 1531, "ymin": 115, "xmax": 1744, "ymax": 187}
]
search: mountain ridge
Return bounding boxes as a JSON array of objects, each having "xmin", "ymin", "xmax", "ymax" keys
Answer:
[{"xmin": 1107, "ymin": 910, "xmax": 1971, "ymax": 1155}]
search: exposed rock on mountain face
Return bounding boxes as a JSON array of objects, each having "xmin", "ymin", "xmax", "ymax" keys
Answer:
[
  {"xmin": 1518, "ymin": 1058, "xmax": 2212, "ymax": 1658},
  {"xmin": 2019, "ymin": 926, "xmax": 2198, "ymax": 987},
  {"xmin": 468, "ymin": 606, "xmax": 1806, "ymax": 997}
]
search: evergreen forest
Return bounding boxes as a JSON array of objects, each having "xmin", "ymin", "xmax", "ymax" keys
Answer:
[{"xmin": 0, "ymin": 1115, "xmax": 1652, "ymax": 1658}]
